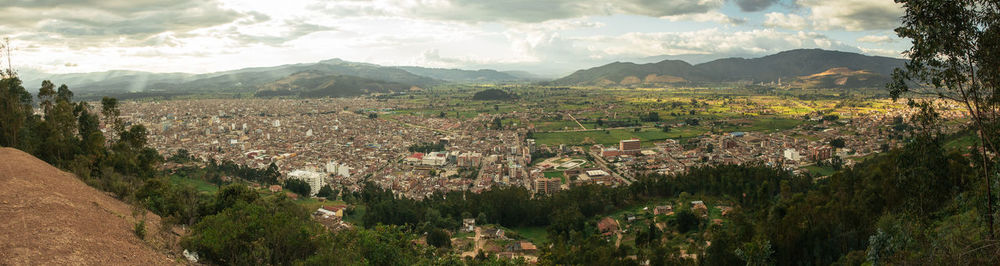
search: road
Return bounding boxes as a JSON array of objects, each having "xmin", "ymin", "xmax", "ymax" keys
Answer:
[
  {"xmin": 566, "ymin": 113, "xmax": 587, "ymax": 130},
  {"xmin": 589, "ymin": 151, "xmax": 633, "ymax": 185}
]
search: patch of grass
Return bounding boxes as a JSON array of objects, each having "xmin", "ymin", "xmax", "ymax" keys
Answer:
[
  {"xmin": 804, "ymin": 165, "xmax": 837, "ymax": 176},
  {"xmin": 532, "ymin": 127, "xmax": 705, "ymax": 146},
  {"xmin": 169, "ymin": 175, "xmax": 218, "ymax": 194},
  {"xmin": 510, "ymin": 226, "xmax": 549, "ymax": 244}
]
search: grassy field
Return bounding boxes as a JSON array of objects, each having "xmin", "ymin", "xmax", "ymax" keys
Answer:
[
  {"xmin": 510, "ymin": 226, "xmax": 549, "ymax": 244},
  {"xmin": 804, "ymin": 165, "xmax": 837, "ymax": 176},
  {"xmin": 532, "ymin": 127, "xmax": 705, "ymax": 146},
  {"xmin": 169, "ymin": 175, "xmax": 219, "ymax": 194}
]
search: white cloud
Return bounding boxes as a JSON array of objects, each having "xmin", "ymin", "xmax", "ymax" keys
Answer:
[
  {"xmin": 856, "ymin": 35, "xmax": 893, "ymax": 43},
  {"xmin": 763, "ymin": 12, "xmax": 807, "ymax": 30},
  {"xmin": 858, "ymin": 47, "xmax": 903, "ymax": 58},
  {"xmin": 800, "ymin": 0, "xmax": 903, "ymax": 31},
  {"xmin": 662, "ymin": 11, "xmax": 745, "ymax": 25}
]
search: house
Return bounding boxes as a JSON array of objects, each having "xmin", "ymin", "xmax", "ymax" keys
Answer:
[
  {"xmin": 597, "ymin": 217, "xmax": 619, "ymax": 236},
  {"xmin": 268, "ymin": 185, "xmax": 282, "ymax": 193},
  {"xmin": 316, "ymin": 205, "xmax": 346, "ymax": 219},
  {"xmin": 691, "ymin": 201, "xmax": 708, "ymax": 216},
  {"xmin": 482, "ymin": 228, "xmax": 505, "ymax": 239},
  {"xmin": 653, "ymin": 205, "xmax": 673, "ymax": 215},
  {"xmin": 505, "ymin": 241, "xmax": 538, "ymax": 254},
  {"xmin": 462, "ymin": 218, "xmax": 476, "ymax": 232}
]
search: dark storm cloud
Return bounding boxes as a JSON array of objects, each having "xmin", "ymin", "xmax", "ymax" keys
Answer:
[{"xmin": 733, "ymin": 0, "xmax": 780, "ymax": 12}]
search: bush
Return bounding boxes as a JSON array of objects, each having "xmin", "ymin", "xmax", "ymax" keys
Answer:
[{"xmin": 134, "ymin": 220, "xmax": 146, "ymax": 240}]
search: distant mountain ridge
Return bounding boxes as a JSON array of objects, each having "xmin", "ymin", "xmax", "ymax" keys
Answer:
[
  {"xmin": 552, "ymin": 49, "xmax": 907, "ymax": 88},
  {"xmin": 18, "ymin": 59, "xmax": 538, "ymax": 95},
  {"xmin": 256, "ymin": 70, "xmax": 416, "ymax": 98}
]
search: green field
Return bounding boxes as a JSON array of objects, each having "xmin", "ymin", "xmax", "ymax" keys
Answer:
[
  {"xmin": 510, "ymin": 226, "xmax": 549, "ymax": 244},
  {"xmin": 532, "ymin": 127, "xmax": 705, "ymax": 146},
  {"xmin": 804, "ymin": 165, "xmax": 837, "ymax": 176},
  {"xmin": 169, "ymin": 175, "xmax": 219, "ymax": 193}
]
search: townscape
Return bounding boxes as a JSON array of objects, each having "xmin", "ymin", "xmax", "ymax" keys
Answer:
[{"xmin": 4, "ymin": 0, "xmax": 999, "ymax": 264}]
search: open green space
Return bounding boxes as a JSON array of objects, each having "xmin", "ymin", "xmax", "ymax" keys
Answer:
[
  {"xmin": 510, "ymin": 226, "xmax": 549, "ymax": 244},
  {"xmin": 169, "ymin": 175, "xmax": 219, "ymax": 194},
  {"xmin": 531, "ymin": 127, "xmax": 705, "ymax": 146}
]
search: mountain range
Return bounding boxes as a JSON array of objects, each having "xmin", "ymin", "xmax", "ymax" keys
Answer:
[
  {"xmin": 17, "ymin": 49, "xmax": 908, "ymax": 98},
  {"xmin": 551, "ymin": 49, "xmax": 907, "ymax": 88}
]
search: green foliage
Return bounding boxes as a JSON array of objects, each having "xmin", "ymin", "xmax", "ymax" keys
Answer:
[
  {"xmin": 408, "ymin": 142, "xmax": 445, "ymax": 153},
  {"xmin": 317, "ymin": 185, "xmax": 334, "ymax": 199},
  {"xmin": 427, "ymin": 228, "xmax": 452, "ymax": 248},
  {"xmin": 134, "ymin": 220, "xmax": 146, "ymax": 240},
  {"xmin": 472, "ymin": 89, "xmax": 516, "ymax": 101},
  {"xmin": 182, "ymin": 194, "xmax": 322, "ymax": 265},
  {"xmin": 284, "ymin": 179, "xmax": 312, "ymax": 197}
]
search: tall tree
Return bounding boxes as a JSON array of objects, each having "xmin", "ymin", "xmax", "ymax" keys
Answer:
[
  {"xmin": 0, "ymin": 77, "xmax": 32, "ymax": 147},
  {"xmin": 889, "ymin": 0, "xmax": 1000, "ymax": 238},
  {"xmin": 37, "ymin": 80, "xmax": 55, "ymax": 116}
]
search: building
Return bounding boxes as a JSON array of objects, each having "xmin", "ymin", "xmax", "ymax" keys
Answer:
[
  {"xmin": 462, "ymin": 218, "xmax": 476, "ymax": 232},
  {"xmin": 601, "ymin": 148, "xmax": 621, "ymax": 158},
  {"xmin": 422, "ymin": 151, "xmax": 448, "ymax": 166},
  {"xmin": 316, "ymin": 205, "xmax": 346, "ymax": 218},
  {"xmin": 783, "ymin": 148, "xmax": 801, "ymax": 161},
  {"xmin": 534, "ymin": 177, "xmax": 561, "ymax": 194},
  {"xmin": 288, "ymin": 169, "xmax": 326, "ymax": 197},
  {"xmin": 619, "ymin": 138, "xmax": 641, "ymax": 155},
  {"xmin": 458, "ymin": 152, "xmax": 482, "ymax": 167},
  {"xmin": 809, "ymin": 146, "xmax": 833, "ymax": 162}
]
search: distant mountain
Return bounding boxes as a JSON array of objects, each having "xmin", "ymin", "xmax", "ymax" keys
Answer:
[
  {"xmin": 18, "ymin": 59, "xmax": 538, "ymax": 96},
  {"xmin": 396, "ymin": 66, "xmax": 523, "ymax": 82},
  {"xmin": 552, "ymin": 49, "xmax": 907, "ymax": 88},
  {"xmin": 18, "ymin": 59, "xmax": 441, "ymax": 94},
  {"xmin": 255, "ymin": 70, "xmax": 416, "ymax": 98}
]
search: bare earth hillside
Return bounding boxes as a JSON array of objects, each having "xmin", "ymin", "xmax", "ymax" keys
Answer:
[{"xmin": 0, "ymin": 148, "xmax": 176, "ymax": 265}]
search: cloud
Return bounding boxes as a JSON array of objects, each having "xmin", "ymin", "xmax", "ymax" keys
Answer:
[
  {"xmin": 763, "ymin": 12, "xmax": 807, "ymax": 30},
  {"xmin": 313, "ymin": 0, "xmax": 725, "ymax": 23},
  {"xmin": 733, "ymin": 0, "xmax": 780, "ymax": 12},
  {"xmin": 856, "ymin": 35, "xmax": 893, "ymax": 43},
  {"xmin": 799, "ymin": 0, "xmax": 903, "ymax": 31},
  {"xmin": 858, "ymin": 47, "xmax": 903, "ymax": 58},
  {"xmin": 0, "ymin": 0, "xmax": 245, "ymax": 46},
  {"xmin": 662, "ymin": 11, "xmax": 746, "ymax": 25}
]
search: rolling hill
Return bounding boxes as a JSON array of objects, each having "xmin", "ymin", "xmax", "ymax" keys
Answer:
[
  {"xmin": 18, "ymin": 59, "xmax": 538, "ymax": 96},
  {"xmin": 552, "ymin": 49, "xmax": 907, "ymax": 88},
  {"xmin": 255, "ymin": 70, "xmax": 417, "ymax": 98},
  {"xmin": 396, "ymin": 66, "xmax": 522, "ymax": 82},
  {"xmin": 0, "ymin": 148, "xmax": 176, "ymax": 265}
]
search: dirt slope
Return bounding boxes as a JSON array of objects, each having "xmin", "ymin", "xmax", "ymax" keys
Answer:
[{"xmin": 0, "ymin": 148, "xmax": 176, "ymax": 265}]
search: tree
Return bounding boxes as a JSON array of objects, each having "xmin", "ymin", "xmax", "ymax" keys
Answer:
[
  {"xmin": 426, "ymin": 228, "xmax": 451, "ymax": 248},
  {"xmin": 317, "ymin": 185, "xmax": 335, "ymax": 199},
  {"xmin": 285, "ymin": 179, "xmax": 311, "ymax": 197},
  {"xmin": 829, "ymin": 138, "xmax": 846, "ymax": 148},
  {"xmin": 0, "ymin": 77, "xmax": 32, "ymax": 147},
  {"xmin": 37, "ymin": 80, "xmax": 55, "ymax": 116},
  {"xmin": 889, "ymin": 0, "xmax": 1000, "ymax": 238},
  {"xmin": 367, "ymin": 113, "xmax": 377, "ymax": 119}
]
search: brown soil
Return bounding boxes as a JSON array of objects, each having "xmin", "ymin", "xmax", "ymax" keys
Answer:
[{"xmin": 0, "ymin": 148, "xmax": 178, "ymax": 265}]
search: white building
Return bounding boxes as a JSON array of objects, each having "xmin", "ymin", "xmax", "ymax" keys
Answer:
[
  {"xmin": 288, "ymin": 169, "xmax": 326, "ymax": 197},
  {"xmin": 783, "ymin": 148, "xmax": 801, "ymax": 161},
  {"xmin": 422, "ymin": 152, "xmax": 448, "ymax": 166},
  {"xmin": 325, "ymin": 161, "xmax": 352, "ymax": 178}
]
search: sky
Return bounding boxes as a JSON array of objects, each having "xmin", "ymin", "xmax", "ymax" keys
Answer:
[{"xmin": 0, "ymin": 0, "xmax": 909, "ymax": 77}]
